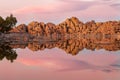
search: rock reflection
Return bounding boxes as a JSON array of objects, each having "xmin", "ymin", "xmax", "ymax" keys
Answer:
[
  {"xmin": 0, "ymin": 43, "xmax": 17, "ymax": 62},
  {"xmin": 22, "ymin": 35, "xmax": 120, "ymax": 55},
  {"xmin": 0, "ymin": 33, "xmax": 120, "ymax": 56}
]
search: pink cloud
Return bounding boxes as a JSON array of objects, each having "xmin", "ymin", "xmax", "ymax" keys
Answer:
[
  {"xmin": 9, "ymin": 0, "xmax": 119, "ymax": 24},
  {"xmin": 12, "ymin": 5, "xmax": 55, "ymax": 14},
  {"xmin": 82, "ymin": 5, "xmax": 119, "ymax": 16},
  {"xmin": 73, "ymin": 4, "xmax": 120, "ymax": 20},
  {"xmin": 12, "ymin": 0, "xmax": 96, "ymax": 14}
]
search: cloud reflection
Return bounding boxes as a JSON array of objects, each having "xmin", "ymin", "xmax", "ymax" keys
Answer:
[{"xmin": 16, "ymin": 51, "xmax": 120, "ymax": 73}]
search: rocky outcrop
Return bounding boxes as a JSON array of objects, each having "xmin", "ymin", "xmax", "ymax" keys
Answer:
[
  {"xmin": 10, "ymin": 24, "xmax": 27, "ymax": 33},
  {"xmin": 57, "ymin": 17, "xmax": 84, "ymax": 34},
  {"xmin": 9, "ymin": 17, "xmax": 120, "ymax": 37},
  {"xmin": 27, "ymin": 22, "xmax": 44, "ymax": 36},
  {"xmin": 5, "ymin": 17, "xmax": 120, "ymax": 55},
  {"xmin": 27, "ymin": 21, "xmax": 59, "ymax": 38},
  {"xmin": 1, "ymin": 17, "xmax": 120, "ymax": 62}
]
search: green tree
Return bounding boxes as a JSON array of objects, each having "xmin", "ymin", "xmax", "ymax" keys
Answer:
[{"xmin": 0, "ymin": 14, "xmax": 17, "ymax": 33}]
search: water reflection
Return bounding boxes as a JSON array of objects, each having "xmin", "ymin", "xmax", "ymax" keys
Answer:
[
  {"xmin": 0, "ymin": 34, "xmax": 120, "ymax": 61},
  {"xmin": 1, "ymin": 33, "xmax": 120, "ymax": 55},
  {"xmin": 0, "ymin": 34, "xmax": 120, "ymax": 80},
  {"xmin": 0, "ymin": 43, "xmax": 17, "ymax": 62}
]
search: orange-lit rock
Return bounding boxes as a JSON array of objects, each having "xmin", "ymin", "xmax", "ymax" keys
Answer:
[
  {"xmin": 9, "ymin": 24, "xmax": 27, "ymax": 32},
  {"xmin": 10, "ymin": 17, "xmax": 120, "ymax": 37}
]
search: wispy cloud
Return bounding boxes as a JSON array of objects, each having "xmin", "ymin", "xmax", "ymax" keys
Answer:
[
  {"xmin": 1, "ymin": 0, "xmax": 119, "ymax": 24},
  {"xmin": 111, "ymin": 3, "xmax": 120, "ymax": 7}
]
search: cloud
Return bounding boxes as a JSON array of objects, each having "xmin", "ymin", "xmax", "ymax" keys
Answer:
[
  {"xmin": 102, "ymin": 0, "xmax": 111, "ymax": 1},
  {"xmin": 12, "ymin": 6, "xmax": 54, "ymax": 14},
  {"xmin": 9, "ymin": 0, "xmax": 120, "ymax": 24},
  {"xmin": 111, "ymin": 3, "xmax": 120, "ymax": 7},
  {"xmin": 79, "ymin": 4, "xmax": 120, "ymax": 17},
  {"xmin": 59, "ymin": 0, "xmax": 95, "ymax": 1},
  {"xmin": 12, "ymin": 0, "xmax": 96, "ymax": 14},
  {"xmin": 111, "ymin": 64, "xmax": 120, "ymax": 67}
]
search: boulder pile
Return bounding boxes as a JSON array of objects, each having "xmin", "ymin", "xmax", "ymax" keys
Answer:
[{"xmin": 10, "ymin": 17, "xmax": 120, "ymax": 36}]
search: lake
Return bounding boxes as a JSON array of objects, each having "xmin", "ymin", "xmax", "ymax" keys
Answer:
[{"xmin": 0, "ymin": 34, "xmax": 120, "ymax": 80}]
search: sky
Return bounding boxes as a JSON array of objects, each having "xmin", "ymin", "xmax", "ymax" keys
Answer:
[{"xmin": 0, "ymin": 0, "xmax": 120, "ymax": 24}]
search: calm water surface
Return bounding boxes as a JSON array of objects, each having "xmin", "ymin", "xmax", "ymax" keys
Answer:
[{"xmin": 0, "ymin": 36, "xmax": 120, "ymax": 80}]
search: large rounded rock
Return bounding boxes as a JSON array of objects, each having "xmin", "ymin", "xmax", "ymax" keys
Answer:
[
  {"xmin": 27, "ymin": 21, "xmax": 44, "ymax": 36},
  {"xmin": 10, "ymin": 24, "xmax": 27, "ymax": 33}
]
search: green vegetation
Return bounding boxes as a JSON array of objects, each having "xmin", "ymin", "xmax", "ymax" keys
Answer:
[
  {"xmin": 0, "ymin": 44, "xmax": 17, "ymax": 63},
  {"xmin": 0, "ymin": 14, "xmax": 17, "ymax": 33}
]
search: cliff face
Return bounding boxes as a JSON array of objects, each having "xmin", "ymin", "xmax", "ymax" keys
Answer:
[{"xmin": 10, "ymin": 17, "xmax": 120, "ymax": 36}]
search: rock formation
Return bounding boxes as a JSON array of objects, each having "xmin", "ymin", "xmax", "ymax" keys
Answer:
[
  {"xmin": 10, "ymin": 24, "xmax": 27, "ymax": 33},
  {"xmin": 9, "ymin": 17, "xmax": 120, "ymax": 37},
  {"xmin": 1, "ymin": 17, "xmax": 120, "ymax": 55},
  {"xmin": 0, "ymin": 17, "xmax": 120, "ymax": 62}
]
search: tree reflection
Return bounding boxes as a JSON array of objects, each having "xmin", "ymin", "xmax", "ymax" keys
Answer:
[{"xmin": 0, "ymin": 44, "xmax": 17, "ymax": 62}]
